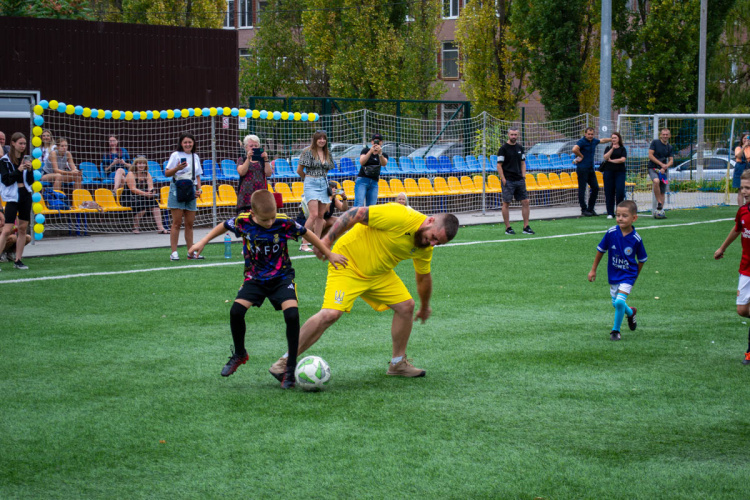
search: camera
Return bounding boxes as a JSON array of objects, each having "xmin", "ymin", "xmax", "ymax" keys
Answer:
[{"xmin": 251, "ymin": 147, "xmax": 264, "ymax": 160}]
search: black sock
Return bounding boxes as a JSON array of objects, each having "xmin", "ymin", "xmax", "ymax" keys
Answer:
[
  {"xmin": 229, "ymin": 302, "xmax": 248, "ymax": 356},
  {"xmin": 746, "ymin": 326, "xmax": 750, "ymax": 353},
  {"xmin": 657, "ymin": 203, "xmax": 663, "ymax": 210},
  {"xmin": 283, "ymin": 307, "xmax": 300, "ymax": 371}
]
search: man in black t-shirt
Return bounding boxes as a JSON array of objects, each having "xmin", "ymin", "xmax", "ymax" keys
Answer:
[
  {"xmin": 496, "ymin": 128, "xmax": 534, "ymax": 235},
  {"xmin": 355, "ymin": 133, "xmax": 388, "ymax": 207},
  {"xmin": 648, "ymin": 128, "xmax": 673, "ymax": 218}
]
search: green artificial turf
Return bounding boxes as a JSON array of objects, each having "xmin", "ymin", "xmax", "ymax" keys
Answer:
[{"xmin": 1, "ymin": 207, "xmax": 749, "ymax": 499}]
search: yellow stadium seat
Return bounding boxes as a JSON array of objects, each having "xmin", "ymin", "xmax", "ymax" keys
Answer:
[
  {"xmin": 547, "ymin": 173, "xmax": 564, "ymax": 189},
  {"xmin": 404, "ymin": 178, "xmax": 422, "ymax": 197},
  {"xmin": 275, "ymin": 182, "xmax": 293, "ymax": 202},
  {"xmin": 197, "ymin": 185, "xmax": 214, "ymax": 208},
  {"xmin": 218, "ymin": 184, "xmax": 237, "ymax": 207},
  {"xmin": 72, "ymin": 189, "xmax": 99, "ymax": 212},
  {"xmin": 596, "ymin": 171, "xmax": 604, "ymax": 188},
  {"xmin": 418, "ymin": 177, "xmax": 436, "ymax": 196},
  {"xmin": 447, "ymin": 176, "xmax": 465, "ymax": 195},
  {"xmin": 571, "ymin": 171, "xmax": 578, "ymax": 184},
  {"xmin": 461, "ymin": 176, "xmax": 480, "ymax": 194},
  {"xmin": 536, "ymin": 173, "xmax": 552, "ymax": 190},
  {"xmin": 342, "ymin": 180, "xmax": 355, "ymax": 199},
  {"xmin": 472, "ymin": 175, "xmax": 485, "ymax": 193},
  {"xmin": 433, "ymin": 177, "xmax": 450, "ymax": 195},
  {"xmin": 95, "ymin": 188, "xmax": 131, "ymax": 212},
  {"xmin": 487, "ymin": 175, "xmax": 503, "ymax": 193},
  {"xmin": 559, "ymin": 172, "xmax": 576, "ymax": 189},
  {"xmin": 378, "ymin": 179, "xmax": 392, "ymax": 198},
  {"xmin": 525, "ymin": 174, "xmax": 541, "ymax": 191},
  {"xmin": 289, "ymin": 182, "xmax": 303, "ymax": 203},
  {"xmin": 159, "ymin": 185, "xmax": 170, "ymax": 209},
  {"xmin": 389, "ymin": 178, "xmax": 406, "ymax": 197}
]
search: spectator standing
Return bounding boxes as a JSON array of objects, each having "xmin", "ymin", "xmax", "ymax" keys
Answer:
[
  {"xmin": 297, "ymin": 130, "xmax": 335, "ymax": 252},
  {"xmin": 102, "ymin": 135, "xmax": 132, "ymax": 191},
  {"xmin": 497, "ymin": 128, "xmax": 534, "ymax": 235},
  {"xmin": 0, "ymin": 131, "xmax": 9, "ymax": 156},
  {"xmin": 600, "ymin": 131, "xmax": 628, "ymax": 219},
  {"xmin": 734, "ymin": 132, "xmax": 750, "ymax": 206},
  {"xmin": 572, "ymin": 127, "xmax": 612, "ymax": 216},
  {"xmin": 236, "ymin": 134, "xmax": 273, "ymax": 212},
  {"xmin": 0, "ymin": 211, "xmax": 32, "ymax": 263},
  {"xmin": 121, "ymin": 156, "xmax": 168, "ymax": 234},
  {"xmin": 647, "ymin": 128, "xmax": 673, "ymax": 219},
  {"xmin": 165, "ymin": 132, "xmax": 203, "ymax": 261},
  {"xmin": 46, "ymin": 137, "xmax": 83, "ymax": 192},
  {"xmin": 355, "ymin": 133, "xmax": 388, "ymax": 207},
  {"xmin": 0, "ymin": 132, "xmax": 34, "ymax": 270}
]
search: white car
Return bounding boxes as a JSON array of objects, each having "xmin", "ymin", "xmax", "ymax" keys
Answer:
[{"xmin": 668, "ymin": 156, "xmax": 736, "ymax": 181}]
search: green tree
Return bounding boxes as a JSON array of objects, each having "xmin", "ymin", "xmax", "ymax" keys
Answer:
[
  {"xmin": 89, "ymin": 0, "xmax": 225, "ymax": 27},
  {"xmin": 0, "ymin": 0, "xmax": 93, "ymax": 19},
  {"xmin": 455, "ymin": 0, "xmax": 529, "ymax": 118},
  {"xmin": 707, "ymin": 0, "xmax": 750, "ymax": 112}
]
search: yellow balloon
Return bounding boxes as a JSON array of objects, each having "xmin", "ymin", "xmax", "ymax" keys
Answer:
[
  {"xmin": 32, "ymin": 126, "xmax": 42, "ymax": 136},
  {"xmin": 83, "ymin": 107, "xmax": 92, "ymax": 117},
  {"xmin": 293, "ymin": 112, "xmax": 301, "ymax": 121},
  {"xmin": 49, "ymin": 100, "xmax": 59, "ymax": 110},
  {"xmin": 308, "ymin": 113, "xmax": 316, "ymax": 122},
  {"xmin": 32, "ymin": 181, "xmax": 43, "ymax": 192},
  {"xmin": 97, "ymin": 109, "xmax": 105, "ymax": 119},
  {"xmin": 140, "ymin": 111, "xmax": 147, "ymax": 120},
  {"xmin": 31, "ymin": 137, "xmax": 42, "ymax": 147},
  {"xmin": 179, "ymin": 109, "xmax": 187, "ymax": 118},
  {"xmin": 33, "ymin": 203, "xmax": 43, "ymax": 214},
  {"xmin": 125, "ymin": 111, "xmax": 133, "ymax": 121},
  {"xmin": 194, "ymin": 108, "xmax": 202, "ymax": 117},
  {"xmin": 65, "ymin": 105, "xmax": 75, "ymax": 115},
  {"xmin": 267, "ymin": 113, "xmax": 274, "ymax": 120},
  {"xmin": 34, "ymin": 105, "xmax": 43, "ymax": 115},
  {"xmin": 32, "ymin": 159, "xmax": 41, "ymax": 169},
  {"xmin": 34, "ymin": 223, "xmax": 44, "ymax": 234},
  {"xmin": 167, "ymin": 110, "xmax": 175, "ymax": 119},
  {"xmin": 238, "ymin": 109, "xmax": 247, "ymax": 118},
  {"xmin": 209, "ymin": 107, "xmax": 218, "ymax": 116},
  {"xmin": 281, "ymin": 112, "xmax": 289, "ymax": 120},
  {"xmin": 251, "ymin": 110, "xmax": 260, "ymax": 119},
  {"xmin": 112, "ymin": 110, "xmax": 121, "ymax": 119},
  {"xmin": 222, "ymin": 107, "xmax": 230, "ymax": 116}
]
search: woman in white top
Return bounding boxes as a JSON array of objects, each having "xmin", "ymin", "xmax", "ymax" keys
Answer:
[
  {"xmin": 47, "ymin": 137, "xmax": 82, "ymax": 191},
  {"xmin": 165, "ymin": 132, "xmax": 203, "ymax": 261},
  {"xmin": 39, "ymin": 129, "xmax": 61, "ymax": 187}
]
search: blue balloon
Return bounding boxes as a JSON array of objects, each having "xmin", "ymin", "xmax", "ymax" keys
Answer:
[
  {"xmin": 146, "ymin": 111, "xmax": 154, "ymax": 119},
  {"xmin": 133, "ymin": 111, "xmax": 141, "ymax": 120},
  {"xmin": 32, "ymin": 148, "xmax": 42, "ymax": 159},
  {"xmin": 301, "ymin": 113, "xmax": 308, "ymax": 121},
  {"xmin": 202, "ymin": 107, "xmax": 210, "ymax": 116},
  {"xmin": 260, "ymin": 110, "xmax": 268, "ymax": 119},
  {"xmin": 273, "ymin": 111, "xmax": 281, "ymax": 120},
  {"xmin": 33, "ymin": 170, "xmax": 42, "ymax": 181},
  {"xmin": 32, "ymin": 192, "xmax": 42, "ymax": 203},
  {"xmin": 231, "ymin": 108, "xmax": 239, "ymax": 117},
  {"xmin": 91, "ymin": 108, "xmax": 98, "ymax": 117},
  {"xmin": 57, "ymin": 102, "xmax": 67, "ymax": 113},
  {"xmin": 74, "ymin": 105, "xmax": 83, "ymax": 115},
  {"xmin": 104, "ymin": 110, "xmax": 112, "ymax": 119},
  {"xmin": 34, "ymin": 232, "xmax": 43, "ymax": 241},
  {"xmin": 35, "ymin": 214, "xmax": 45, "ymax": 224},
  {"xmin": 155, "ymin": 111, "xmax": 164, "ymax": 119},
  {"xmin": 313, "ymin": 113, "xmax": 320, "ymax": 121},
  {"xmin": 188, "ymin": 108, "xmax": 195, "ymax": 117},
  {"xmin": 33, "ymin": 116, "xmax": 44, "ymax": 126},
  {"xmin": 173, "ymin": 109, "xmax": 181, "ymax": 118},
  {"xmin": 39, "ymin": 100, "xmax": 49, "ymax": 109}
]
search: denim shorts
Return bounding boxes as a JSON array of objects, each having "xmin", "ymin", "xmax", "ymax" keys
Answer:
[
  {"xmin": 303, "ymin": 176, "xmax": 329, "ymax": 204},
  {"xmin": 167, "ymin": 182, "xmax": 198, "ymax": 211}
]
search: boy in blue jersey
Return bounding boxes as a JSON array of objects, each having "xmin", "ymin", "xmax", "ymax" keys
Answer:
[
  {"xmin": 588, "ymin": 200, "xmax": 648, "ymax": 340},
  {"xmin": 190, "ymin": 189, "xmax": 348, "ymax": 388}
]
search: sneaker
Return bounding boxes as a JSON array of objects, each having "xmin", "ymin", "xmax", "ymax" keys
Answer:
[
  {"xmin": 386, "ymin": 357, "xmax": 426, "ymax": 377},
  {"xmin": 170, "ymin": 251, "xmax": 179, "ymax": 261},
  {"xmin": 589, "ymin": 209, "xmax": 598, "ymax": 216},
  {"xmin": 627, "ymin": 307, "xmax": 637, "ymax": 331},
  {"xmin": 187, "ymin": 252, "xmax": 205, "ymax": 260},
  {"xmin": 221, "ymin": 348, "xmax": 249, "ymax": 377},
  {"xmin": 607, "ymin": 215, "xmax": 614, "ymax": 219},
  {"xmin": 582, "ymin": 209, "xmax": 593, "ymax": 217},
  {"xmin": 281, "ymin": 368, "xmax": 296, "ymax": 389},
  {"xmin": 505, "ymin": 227, "xmax": 515, "ymax": 235},
  {"xmin": 269, "ymin": 356, "xmax": 288, "ymax": 382},
  {"xmin": 0, "ymin": 252, "xmax": 7, "ymax": 263},
  {"xmin": 14, "ymin": 260, "xmax": 28, "ymax": 270},
  {"xmin": 657, "ymin": 203, "xmax": 663, "ymax": 211},
  {"xmin": 522, "ymin": 226, "xmax": 535, "ymax": 235},
  {"xmin": 743, "ymin": 352, "xmax": 750, "ymax": 365},
  {"xmin": 300, "ymin": 243, "xmax": 313, "ymax": 252},
  {"xmin": 610, "ymin": 330, "xmax": 621, "ymax": 341}
]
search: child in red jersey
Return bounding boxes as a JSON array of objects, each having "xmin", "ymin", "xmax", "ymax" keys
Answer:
[{"xmin": 715, "ymin": 169, "xmax": 750, "ymax": 364}]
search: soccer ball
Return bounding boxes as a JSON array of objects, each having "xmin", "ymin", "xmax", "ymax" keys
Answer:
[{"xmin": 294, "ymin": 355, "xmax": 331, "ymax": 391}]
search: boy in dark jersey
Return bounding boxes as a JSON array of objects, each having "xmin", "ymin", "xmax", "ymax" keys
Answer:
[
  {"xmin": 714, "ymin": 169, "xmax": 750, "ymax": 364},
  {"xmin": 588, "ymin": 200, "xmax": 648, "ymax": 341},
  {"xmin": 190, "ymin": 190, "xmax": 348, "ymax": 388}
]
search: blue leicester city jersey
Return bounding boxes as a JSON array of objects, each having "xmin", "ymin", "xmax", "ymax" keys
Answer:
[
  {"xmin": 597, "ymin": 226, "xmax": 648, "ymax": 285},
  {"xmin": 224, "ymin": 212, "xmax": 307, "ymax": 282}
]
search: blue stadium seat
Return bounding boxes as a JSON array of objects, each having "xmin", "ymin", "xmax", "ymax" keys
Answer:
[
  {"xmin": 340, "ymin": 157, "xmax": 358, "ymax": 175},
  {"xmin": 426, "ymin": 156, "xmax": 439, "ymax": 173},
  {"xmin": 201, "ymin": 159, "xmax": 215, "ymax": 181},
  {"xmin": 438, "ymin": 155, "xmax": 453, "ymax": 173},
  {"xmin": 465, "ymin": 156, "xmax": 482, "ymax": 173},
  {"xmin": 291, "ymin": 157, "xmax": 299, "ymax": 170},
  {"xmin": 147, "ymin": 161, "xmax": 169, "ymax": 183},
  {"xmin": 413, "ymin": 156, "xmax": 428, "ymax": 173},
  {"xmin": 453, "ymin": 155, "xmax": 468, "ymax": 173},
  {"xmin": 478, "ymin": 155, "xmax": 490, "ymax": 173},
  {"xmin": 79, "ymin": 162, "xmax": 101, "ymax": 185},
  {"xmin": 399, "ymin": 156, "xmax": 415, "ymax": 174},
  {"xmin": 218, "ymin": 159, "xmax": 239, "ymax": 181},
  {"xmin": 272, "ymin": 158, "xmax": 295, "ymax": 178},
  {"xmin": 98, "ymin": 163, "xmax": 115, "ymax": 185},
  {"xmin": 490, "ymin": 154, "xmax": 498, "ymax": 168},
  {"xmin": 382, "ymin": 157, "xmax": 400, "ymax": 175}
]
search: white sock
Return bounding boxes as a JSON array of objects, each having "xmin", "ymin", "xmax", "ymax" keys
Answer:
[
  {"xmin": 282, "ymin": 353, "xmax": 288, "ymax": 359},
  {"xmin": 391, "ymin": 356, "xmax": 403, "ymax": 364}
]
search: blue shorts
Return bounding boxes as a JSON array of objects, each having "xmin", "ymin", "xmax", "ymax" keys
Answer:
[
  {"xmin": 303, "ymin": 176, "xmax": 329, "ymax": 204},
  {"xmin": 733, "ymin": 162, "xmax": 746, "ymax": 189},
  {"xmin": 167, "ymin": 183, "xmax": 198, "ymax": 211}
]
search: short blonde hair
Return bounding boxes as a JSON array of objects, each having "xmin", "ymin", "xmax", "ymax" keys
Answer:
[
  {"xmin": 394, "ymin": 192, "xmax": 408, "ymax": 206},
  {"xmin": 243, "ymin": 134, "xmax": 261, "ymax": 147},
  {"xmin": 251, "ymin": 189, "xmax": 277, "ymax": 214}
]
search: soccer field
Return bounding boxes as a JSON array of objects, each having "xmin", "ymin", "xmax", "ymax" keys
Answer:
[{"xmin": 2, "ymin": 207, "xmax": 749, "ymax": 499}]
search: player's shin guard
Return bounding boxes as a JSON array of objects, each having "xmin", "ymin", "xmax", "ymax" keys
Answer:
[
  {"xmin": 283, "ymin": 307, "xmax": 300, "ymax": 370},
  {"xmin": 229, "ymin": 302, "xmax": 249, "ymax": 356},
  {"xmin": 613, "ymin": 293, "xmax": 633, "ymax": 333}
]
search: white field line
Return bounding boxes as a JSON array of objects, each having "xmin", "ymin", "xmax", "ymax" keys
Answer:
[{"xmin": 0, "ymin": 218, "xmax": 733, "ymax": 285}]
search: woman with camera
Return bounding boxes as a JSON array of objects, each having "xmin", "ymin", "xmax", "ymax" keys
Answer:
[
  {"xmin": 0, "ymin": 132, "xmax": 34, "ymax": 269},
  {"xmin": 237, "ymin": 134, "xmax": 273, "ymax": 212},
  {"xmin": 165, "ymin": 132, "xmax": 203, "ymax": 261},
  {"xmin": 297, "ymin": 130, "xmax": 335, "ymax": 252},
  {"xmin": 355, "ymin": 133, "xmax": 388, "ymax": 208}
]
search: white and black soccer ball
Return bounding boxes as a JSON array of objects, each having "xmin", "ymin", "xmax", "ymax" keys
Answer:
[{"xmin": 294, "ymin": 355, "xmax": 331, "ymax": 391}]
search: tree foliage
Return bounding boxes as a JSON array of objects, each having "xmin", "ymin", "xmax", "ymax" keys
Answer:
[
  {"xmin": 707, "ymin": 0, "xmax": 750, "ymax": 112},
  {"xmin": 89, "ymin": 0, "xmax": 225, "ymax": 27},
  {"xmin": 0, "ymin": 0, "xmax": 93, "ymax": 19},
  {"xmin": 455, "ymin": 0, "xmax": 529, "ymax": 119}
]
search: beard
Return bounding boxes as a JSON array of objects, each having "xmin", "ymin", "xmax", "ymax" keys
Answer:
[
  {"xmin": 508, "ymin": 138, "xmax": 517, "ymax": 144},
  {"xmin": 413, "ymin": 226, "xmax": 431, "ymax": 248}
]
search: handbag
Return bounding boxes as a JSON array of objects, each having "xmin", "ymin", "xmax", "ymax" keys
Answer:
[{"xmin": 174, "ymin": 153, "xmax": 196, "ymax": 203}]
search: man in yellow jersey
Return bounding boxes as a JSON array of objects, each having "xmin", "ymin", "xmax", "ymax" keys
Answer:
[{"xmin": 269, "ymin": 202, "xmax": 459, "ymax": 379}]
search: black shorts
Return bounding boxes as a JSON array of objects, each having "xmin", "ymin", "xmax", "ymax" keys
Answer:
[
  {"xmin": 5, "ymin": 189, "xmax": 32, "ymax": 223},
  {"xmin": 236, "ymin": 275, "xmax": 298, "ymax": 310}
]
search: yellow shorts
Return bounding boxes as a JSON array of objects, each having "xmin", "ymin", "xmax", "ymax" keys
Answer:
[{"xmin": 321, "ymin": 267, "xmax": 413, "ymax": 312}]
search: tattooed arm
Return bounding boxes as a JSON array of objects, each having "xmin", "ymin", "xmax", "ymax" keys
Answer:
[{"xmin": 321, "ymin": 206, "xmax": 369, "ymax": 248}]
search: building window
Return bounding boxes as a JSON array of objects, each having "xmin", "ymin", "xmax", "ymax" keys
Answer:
[
  {"xmin": 442, "ymin": 41, "xmax": 459, "ymax": 79},
  {"xmin": 224, "ymin": 0, "xmax": 235, "ymax": 28},
  {"xmin": 239, "ymin": 48, "xmax": 250, "ymax": 59},
  {"xmin": 442, "ymin": 103, "xmax": 461, "ymax": 124},
  {"xmin": 238, "ymin": 0, "xmax": 252, "ymax": 27},
  {"xmin": 256, "ymin": 0, "xmax": 268, "ymax": 25},
  {"xmin": 443, "ymin": 0, "xmax": 459, "ymax": 18}
]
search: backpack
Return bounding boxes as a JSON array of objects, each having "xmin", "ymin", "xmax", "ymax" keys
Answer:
[{"xmin": 42, "ymin": 189, "xmax": 71, "ymax": 210}]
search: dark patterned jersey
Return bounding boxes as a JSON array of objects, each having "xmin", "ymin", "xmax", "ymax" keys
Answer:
[
  {"xmin": 734, "ymin": 204, "xmax": 750, "ymax": 276},
  {"xmin": 224, "ymin": 212, "xmax": 307, "ymax": 282}
]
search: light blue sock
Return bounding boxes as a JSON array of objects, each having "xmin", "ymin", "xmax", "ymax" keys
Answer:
[{"xmin": 613, "ymin": 293, "xmax": 633, "ymax": 332}]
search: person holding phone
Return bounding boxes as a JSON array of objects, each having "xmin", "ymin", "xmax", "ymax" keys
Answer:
[
  {"xmin": 0, "ymin": 132, "xmax": 35, "ymax": 270},
  {"xmin": 165, "ymin": 132, "xmax": 203, "ymax": 261},
  {"xmin": 355, "ymin": 133, "xmax": 388, "ymax": 207},
  {"xmin": 236, "ymin": 134, "xmax": 273, "ymax": 213},
  {"xmin": 102, "ymin": 135, "xmax": 132, "ymax": 190}
]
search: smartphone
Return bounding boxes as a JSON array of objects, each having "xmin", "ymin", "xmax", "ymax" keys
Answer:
[
  {"xmin": 23, "ymin": 155, "xmax": 31, "ymax": 162},
  {"xmin": 251, "ymin": 148, "xmax": 264, "ymax": 161},
  {"xmin": 177, "ymin": 156, "xmax": 186, "ymax": 167},
  {"xmin": 373, "ymin": 139, "xmax": 380, "ymax": 145}
]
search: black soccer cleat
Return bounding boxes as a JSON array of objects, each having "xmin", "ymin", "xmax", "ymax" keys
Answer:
[
  {"xmin": 522, "ymin": 226, "xmax": 535, "ymax": 235},
  {"xmin": 627, "ymin": 307, "xmax": 637, "ymax": 331},
  {"xmin": 281, "ymin": 369, "xmax": 296, "ymax": 389},
  {"xmin": 221, "ymin": 348, "xmax": 249, "ymax": 377},
  {"xmin": 610, "ymin": 330, "xmax": 621, "ymax": 341},
  {"xmin": 505, "ymin": 227, "xmax": 515, "ymax": 235}
]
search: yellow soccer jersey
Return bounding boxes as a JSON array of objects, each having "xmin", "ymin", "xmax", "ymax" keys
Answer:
[{"xmin": 332, "ymin": 202, "xmax": 433, "ymax": 277}]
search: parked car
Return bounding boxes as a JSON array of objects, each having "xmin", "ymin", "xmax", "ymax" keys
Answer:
[
  {"xmin": 408, "ymin": 142, "xmax": 464, "ymax": 159},
  {"xmin": 334, "ymin": 142, "xmax": 416, "ymax": 161},
  {"xmin": 668, "ymin": 156, "xmax": 736, "ymax": 181},
  {"xmin": 527, "ymin": 139, "xmax": 578, "ymax": 156}
]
